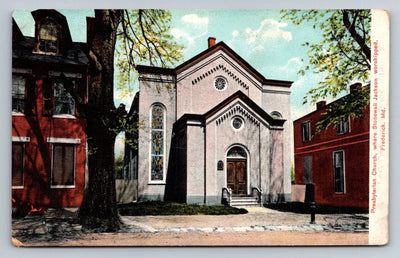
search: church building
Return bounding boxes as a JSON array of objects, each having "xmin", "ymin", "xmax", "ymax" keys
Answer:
[{"xmin": 128, "ymin": 38, "xmax": 293, "ymax": 205}]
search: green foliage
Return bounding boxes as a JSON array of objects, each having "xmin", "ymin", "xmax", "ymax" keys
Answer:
[
  {"xmin": 118, "ymin": 201, "xmax": 248, "ymax": 216},
  {"xmin": 281, "ymin": 10, "xmax": 371, "ymax": 130},
  {"xmin": 115, "ymin": 152, "xmax": 124, "ymax": 179},
  {"xmin": 316, "ymin": 86, "xmax": 370, "ymax": 132},
  {"xmin": 115, "ymin": 10, "xmax": 184, "ymax": 100}
]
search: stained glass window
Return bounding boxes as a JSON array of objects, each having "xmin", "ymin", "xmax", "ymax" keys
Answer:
[{"xmin": 150, "ymin": 105, "xmax": 164, "ymax": 181}]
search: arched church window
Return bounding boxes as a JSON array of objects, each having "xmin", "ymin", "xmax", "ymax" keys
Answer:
[
  {"xmin": 270, "ymin": 111, "xmax": 282, "ymax": 119},
  {"xmin": 38, "ymin": 19, "xmax": 59, "ymax": 54},
  {"xmin": 150, "ymin": 104, "xmax": 165, "ymax": 181},
  {"xmin": 227, "ymin": 146, "xmax": 247, "ymax": 159}
]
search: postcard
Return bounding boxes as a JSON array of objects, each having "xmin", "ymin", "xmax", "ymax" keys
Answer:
[{"xmin": 11, "ymin": 8, "xmax": 389, "ymax": 246}]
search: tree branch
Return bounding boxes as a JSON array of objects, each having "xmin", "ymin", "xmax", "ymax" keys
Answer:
[{"xmin": 342, "ymin": 10, "xmax": 371, "ymax": 61}]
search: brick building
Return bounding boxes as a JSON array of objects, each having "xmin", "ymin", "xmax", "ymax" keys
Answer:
[
  {"xmin": 293, "ymin": 83, "xmax": 369, "ymax": 208},
  {"xmin": 12, "ymin": 10, "xmax": 88, "ymax": 212}
]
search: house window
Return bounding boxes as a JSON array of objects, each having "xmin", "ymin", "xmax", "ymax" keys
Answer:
[
  {"xmin": 54, "ymin": 79, "xmax": 75, "ymax": 115},
  {"xmin": 12, "ymin": 74, "xmax": 25, "ymax": 113},
  {"xmin": 337, "ymin": 117, "xmax": 350, "ymax": 134},
  {"xmin": 301, "ymin": 121, "xmax": 311, "ymax": 142},
  {"xmin": 38, "ymin": 19, "xmax": 59, "ymax": 54},
  {"xmin": 150, "ymin": 105, "xmax": 165, "ymax": 182},
  {"xmin": 52, "ymin": 144, "xmax": 75, "ymax": 187},
  {"xmin": 303, "ymin": 156, "xmax": 312, "ymax": 184},
  {"xmin": 12, "ymin": 143, "xmax": 24, "ymax": 188},
  {"xmin": 333, "ymin": 150, "xmax": 345, "ymax": 193}
]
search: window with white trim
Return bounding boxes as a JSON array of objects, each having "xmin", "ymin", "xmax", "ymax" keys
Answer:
[
  {"xmin": 51, "ymin": 143, "xmax": 75, "ymax": 187},
  {"xmin": 150, "ymin": 105, "xmax": 165, "ymax": 182},
  {"xmin": 301, "ymin": 121, "xmax": 311, "ymax": 142},
  {"xmin": 333, "ymin": 150, "xmax": 345, "ymax": 193},
  {"xmin": 12, "ymin": 143, "xmax": 24, "ymax": 188},
  {"xmin": 337, "ymin": 116, "xmax": 350, "ymax": 134},
  {"xmin": 54, "ymin": 79, "xmax": 75, "ymax": 115},
  {"xmin": 12, "ymin": 74, "xmax": 25, "ymax": 113},
  {"xmin": 38, "ymin": 19, "xmax": 59, "ymax": 54}
]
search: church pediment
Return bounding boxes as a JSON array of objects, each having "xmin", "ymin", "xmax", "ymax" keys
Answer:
[
  {"xmin": 176, "ymin": 43, "xmax": 263, "ymax": 91},
  {"xmin": 175, "ymin": 41, "xmax": 292, "ymax": 88},
  {"xmin": 204, "ymin": 91, "xmax": 285, "ymax": 129}
]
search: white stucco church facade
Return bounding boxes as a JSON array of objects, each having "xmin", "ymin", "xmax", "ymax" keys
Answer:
[{"xmin": 128, "ymin": 38, "xmax": 292, "ymax": 205}]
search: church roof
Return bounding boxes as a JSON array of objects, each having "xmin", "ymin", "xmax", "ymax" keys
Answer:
[{"xmin": 137, "ymin": 41, "xmax": 293, "ymax": 87}]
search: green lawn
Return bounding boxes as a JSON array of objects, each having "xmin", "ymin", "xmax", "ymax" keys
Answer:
[{"xmin": 118, "ymin": 201, "xmax": 248, "ymax": 216}]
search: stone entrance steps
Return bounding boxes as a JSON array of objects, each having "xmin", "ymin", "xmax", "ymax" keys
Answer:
[{"xmin": 230, "ymin": 196, "xmax": 260, "ymax": 207}]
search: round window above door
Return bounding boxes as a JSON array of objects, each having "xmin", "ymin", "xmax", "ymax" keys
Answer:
[{"xmin": 231, "ymin": 116, "xmax": 244, "ymax": 131}]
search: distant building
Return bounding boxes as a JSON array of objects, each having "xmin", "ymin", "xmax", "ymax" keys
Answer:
[
  {"xmin": 125, "ymin": 38, "xmax": 293, "ymax": 205},
  {"xmin": 12, "ymin": 10, "xmax": 88, "ymax": 211},
  {"xmin": 293, "ymin": 83, "xmax": 369, "ymax": 208}
]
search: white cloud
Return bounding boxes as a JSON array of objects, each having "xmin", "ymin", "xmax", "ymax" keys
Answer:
[
  {"xmin": 181, "ymin": 14, "xmax": 209, "ymax": 27},
  {"xmin": 244, "ymin": 19, "xmax": 292, "ymax": 44},
  {"xmin": 171, "ymin": 14, "xmax": 209, "ymax": 46},
  {"xmin": 260, "ymin": 19, "xmax": 292, "ymax": 41},
  {"xmin": 171, "ymin": 28, "xmax": 208, "ymax": 45},
  {"xmin": 232, "ymin": 30, "xmax": 239, "ymax": 37},
  {"xmin": 252, "ymin": 45, "xmax": 265, "ymax": 52},
  {"xmin": 229, "ymin": 18, "xmax": 292, "ymax": 54},
  {"xmin": 279, "ymin": 57, "xmax": 303, "ymax": 74}
]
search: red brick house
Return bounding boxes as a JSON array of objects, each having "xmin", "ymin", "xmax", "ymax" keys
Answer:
[
  {"xmin": 12, "ymin": 10, "xmax": 88, "ymax": 212},
  {"xmin": 293, "ymin": 83, "xmax": 369, "ymax": 209}
]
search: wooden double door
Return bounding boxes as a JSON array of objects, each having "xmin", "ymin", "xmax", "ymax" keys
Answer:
[{"xmin": 227, "ymin": 159, "xmax": 247, "ymax": 195}]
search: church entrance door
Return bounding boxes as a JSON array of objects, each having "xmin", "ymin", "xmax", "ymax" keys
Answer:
[{"xmin": 227, "ymin": 159, "xmax": 247, "ymax": 195}]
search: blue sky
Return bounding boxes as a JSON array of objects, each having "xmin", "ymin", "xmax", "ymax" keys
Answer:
[
  {"xmin": 12, "ymin": 9, "xmax": 337, "ymax": 154},
  {"xmin": 12, "ymin": 9, "xmax": 329, "ymax": 119}
]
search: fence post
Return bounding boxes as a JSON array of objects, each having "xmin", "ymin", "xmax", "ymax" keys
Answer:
[{"xmin": 305, "ymin": 183, "xmax": 316, "ymax": 224}]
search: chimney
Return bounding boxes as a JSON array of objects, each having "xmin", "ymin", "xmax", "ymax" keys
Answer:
[
  {"xmin": 208, "ymin": 37, "xmax": 216, "ymax": 48},
  {"xmin": 316, "ymin": 101, "xmax": 326, "ymax": 110},
  {"xmin": 350, "ymin": 82, "xmax": 362, "ymax": 94}
]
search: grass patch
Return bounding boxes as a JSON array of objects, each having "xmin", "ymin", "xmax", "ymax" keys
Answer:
[
  {"xmin": 265, "ymin": 202, "xmax": 368, "ymax": 214},
  {"xmin": 118, "ymin": 201, "xmax": 248, "ymax": 216}
]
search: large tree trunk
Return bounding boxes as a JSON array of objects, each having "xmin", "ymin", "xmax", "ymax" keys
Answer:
[
  {"xmin": 79, "ymin": 10, "xmax": 122, "ymax": 232},
  {"xmin": 80, "ymin": 132, "xmax": 120, "ymax": 231}
]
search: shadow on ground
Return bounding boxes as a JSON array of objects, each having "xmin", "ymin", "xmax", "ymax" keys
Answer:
[
  {"xmin": 118, "ymin": 201, "xmax": 248, "ymax": 216},
  {"xmin": 265, "ymin": 202, "xmax": 368, "ymax": 215}
]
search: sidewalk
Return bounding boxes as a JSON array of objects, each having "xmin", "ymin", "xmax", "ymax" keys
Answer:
[
  {"xmin": 119, "ymin": 207, "xmax": 369, "ymax": 233},
  {"xmin": 11, "ymin": 206, "xmax": 369, "ymax": 246}
]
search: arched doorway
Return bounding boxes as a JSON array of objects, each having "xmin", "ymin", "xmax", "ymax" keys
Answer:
[{"xmin": 226, "ymin": 146, "xmax": 248, "ymax": 195}]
